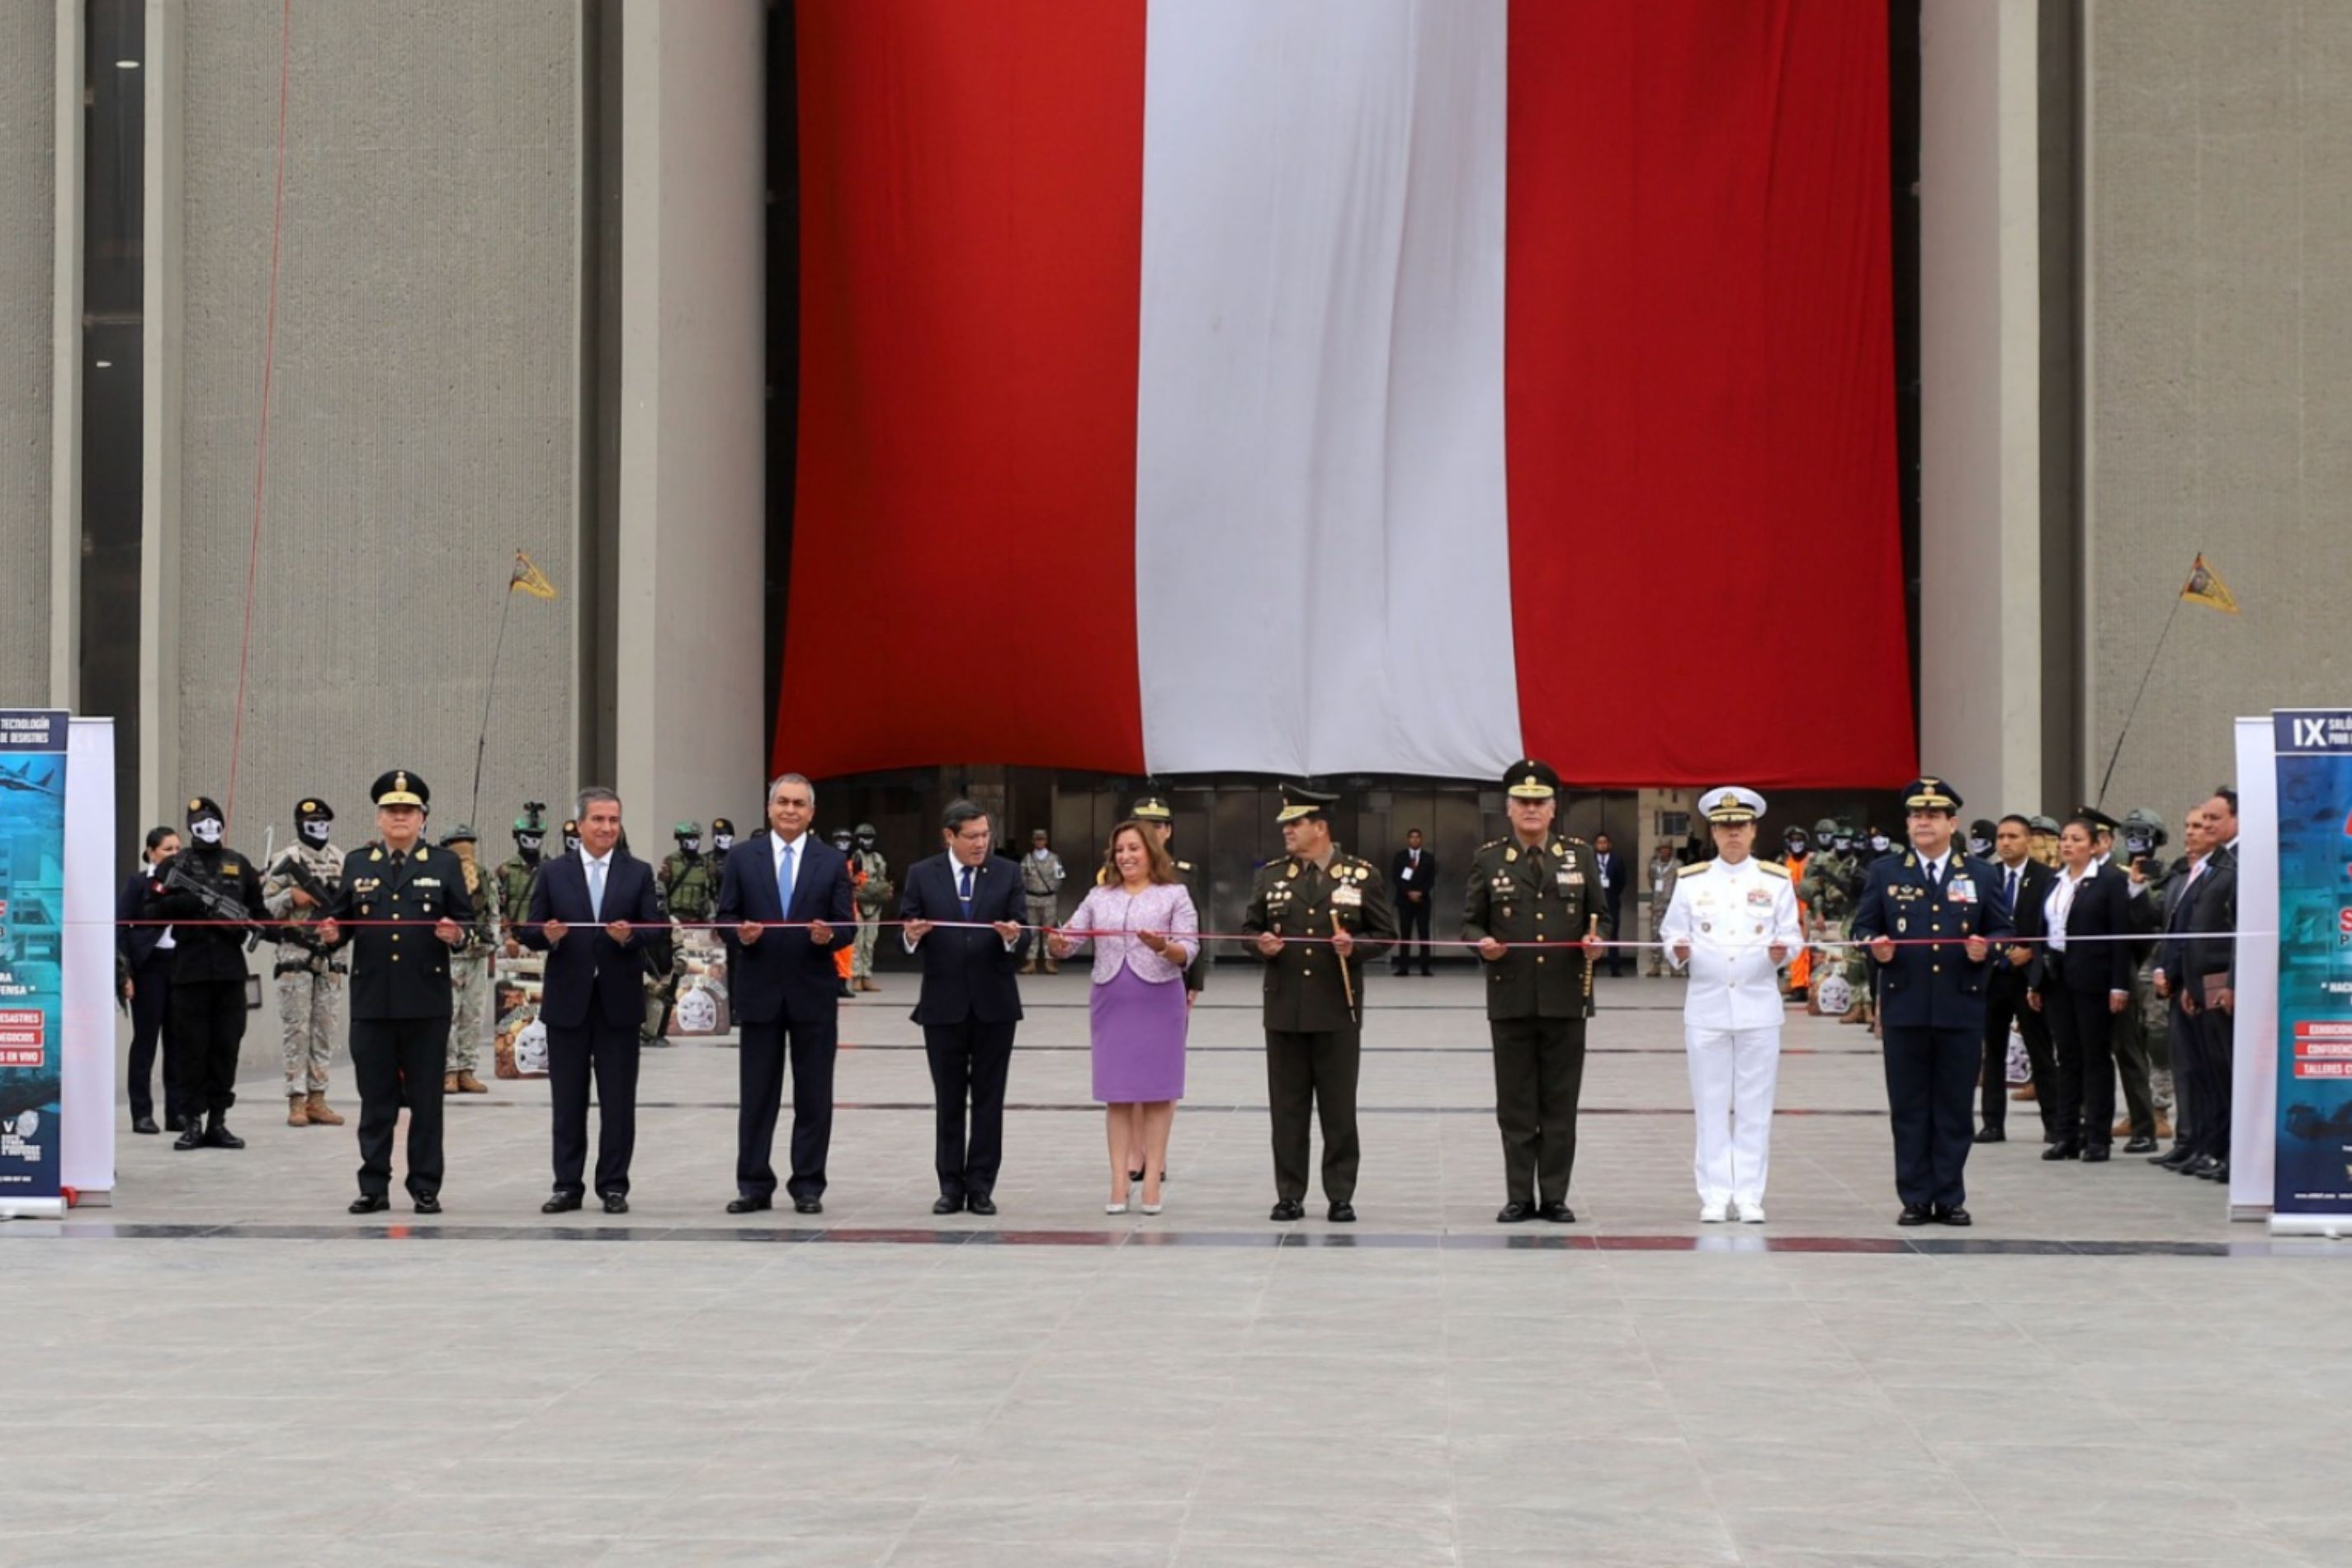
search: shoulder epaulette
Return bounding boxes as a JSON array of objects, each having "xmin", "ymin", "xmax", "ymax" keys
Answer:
[
  {"xmin": 1676, "ymin": 861, "xmax": 1708, "ymax": 877},
  {"xmin": 1759, "ymin": 861, "xmax": 1791, "ymax": 879},
  {"xmin": 1479, "ymin": 838, "xmax": 1505, "ymax": 852}
]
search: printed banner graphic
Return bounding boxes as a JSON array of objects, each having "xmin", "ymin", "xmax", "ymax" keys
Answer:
[
  {"xmin": 2271, "ymin": 708, "xmax": 2352, "ymax": 1218},
  {"xmin": 0, "ymin": 710, "xmax": 69, "ymax": 1206}
]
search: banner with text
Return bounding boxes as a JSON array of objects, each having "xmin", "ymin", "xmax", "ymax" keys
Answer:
[
  {"xmin": 2272, "ymin": 708, "xmax": 2352, "ymax": 1221},
  {"xmin": 0, "ymin": 709, "xmax": 68, "ymax": 1210}
]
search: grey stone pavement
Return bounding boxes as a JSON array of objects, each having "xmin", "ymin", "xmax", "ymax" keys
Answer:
[{"xmin": 6, "ymin": 968, "xmax": 2346, "ymax": 1567}]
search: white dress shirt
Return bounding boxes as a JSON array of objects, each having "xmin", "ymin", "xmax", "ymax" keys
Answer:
[
  {"xmin": 2043, "ymin": 861, "xmax": 2093, "ymax": 953},
  {"xmin": 771, "ymin": 830, "xmax": 806, "ymax": 908},
  {"xmin": 1657, "ymin": 854, "xmax": 1803, "ymax": 1031}
]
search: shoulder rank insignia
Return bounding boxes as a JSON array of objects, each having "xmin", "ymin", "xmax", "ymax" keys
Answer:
[
  {"xmin": 371, "ymin": 849, "xmax": 383, "ymax": 862},
  {"xmin": 1677, "ymin": 861, "xmax": 1707, "ymax": 877},
  {"xmin": 1759, "ymin": 861, "xmax": 1791, "ymax": 879},
  {"xmin": 1504, "ymin": 848, "xmax": 1518, "ymax": 863},
  {"xmin": 1285, "ymin": 863, "xmax": 1299, "ymax": 880},
  {"xmin": 1479, "ymin": 838, "xmax": 1504, "ymax": 852}
]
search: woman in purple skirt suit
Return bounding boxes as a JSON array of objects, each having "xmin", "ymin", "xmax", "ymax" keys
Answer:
[{"xmin": 1048, "ymin": 822, "xmax": 1197, "ymax": 1215}]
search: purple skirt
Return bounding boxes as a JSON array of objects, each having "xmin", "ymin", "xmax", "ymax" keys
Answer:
[{"xmin": 1089, "ymin": 966, "xmax": 1188, "ymax": 1103}]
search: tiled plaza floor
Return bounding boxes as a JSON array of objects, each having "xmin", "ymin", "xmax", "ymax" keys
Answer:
[{"xmin": 5, "ymin": 969, "xmax": 2342, "ymax": 1566}]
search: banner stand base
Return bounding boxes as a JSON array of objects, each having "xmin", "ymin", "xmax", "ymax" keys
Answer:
[
  {"xmin": 2232, "ymin": 1204, "xmax": 2273, "ymax": 1224},
  {"xmin": 2269, "ymin": 1215, "xmax": 2352, "ymax": 1239},
  {"xmin": 0, "ymin": 1201, "xmax": 68, "ymax": 1220}
]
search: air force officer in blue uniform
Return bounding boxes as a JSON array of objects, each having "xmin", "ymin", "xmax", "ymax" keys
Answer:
[{"xmin": 1851, "ymin": 777, "xmax": 2014, "ymax": 1226}]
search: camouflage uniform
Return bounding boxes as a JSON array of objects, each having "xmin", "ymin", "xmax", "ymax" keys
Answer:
[
  {"xmin": 849, "ymin": 824, "xmax": 891, "ymax": 987},
  {"xmin": 262, "ymin": 815, "xmax": 347, "ymax": 1121},
  {"xmin": 1023, "ymin": 842, "xmax": 1067, "ymax": 974},
  {"xmin": 654, "ymin": 823, "xmax": 718, "ymax": 1040},
  {"xmin": 1796, "ymin": 823, "xmax": 1861, "ymax": 1015},
  {"xmin": 441, "ymin": 828, "xmax": 497, "ymax": 1088}
]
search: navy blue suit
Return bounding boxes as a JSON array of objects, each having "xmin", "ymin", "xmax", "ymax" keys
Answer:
[
  {"xmin": 519, "ymin": 849, "xmax": 661, "ymax": 1197},
  {"xmin": 716, "ymin": 833, "xmax": 855, "ymax": 1201},
  {"xmin": 1852, "ymin": 848, "xmax": 2014, "ymax": 1210},
  {"xmin": 900, "ymin": 852, "xmax": 1030, "ymax": 1198},
  {"xmin": 2158, "ymin": 847, "xmax": 2238, "ymax": 1160},
  {"xmin": 1981, "ymin": 858, "xmax": 2057, "ymax": 1139}
]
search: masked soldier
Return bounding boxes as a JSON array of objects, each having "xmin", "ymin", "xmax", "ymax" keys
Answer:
[
  {"xmin": 1133, "ymin": 796, "xmax": 1207, "ymax": 999},
  {"xmin": 1797, "ymin": 819, "xmax": 1863, "ymax": 1019},
  {"xmin": 140, "ymin": 796, "xmax": 269, "ymax": 1151},
  {"xmin": 1023, "ymin": 829, "xmax": 1069, "ymax": 974},
  {"xmin": 262, "ymin": 797, "xmax": 348, "ymax": 1127},
  {"xmin": 1243, "ymin": 784, "xmax": 1397, "ymax": 1223},
  {"xmin": 652, "ymin": 820, "xmax": 719, "ymax": 1041},
  {"xmin": 436, "ymin": 825, "xmax": 496, "ymax": 1093},
  {"xmin": 848, "ymin": 823, "xmax": 892, "ymax": 993},
  {"xmin": 560, "ymin": 818, "xmax": 583, "ymax": 857},
  {"xmin": 2121, "ymin": 805, "xmax": 2184, "ymax": 1136},
  {"xmin": 494, "ymin": 805, "xmax": 548, "ymax": 958}
]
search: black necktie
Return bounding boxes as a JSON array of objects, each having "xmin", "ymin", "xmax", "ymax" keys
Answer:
[{"xmin": 1927, "ymin": 860, "xmax": 1942, "ymax": 890}]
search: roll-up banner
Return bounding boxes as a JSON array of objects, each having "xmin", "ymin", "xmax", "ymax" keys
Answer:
[{"xmin": 2270, "ymin": 707, "xmax": 2352, "ymax": 1235}]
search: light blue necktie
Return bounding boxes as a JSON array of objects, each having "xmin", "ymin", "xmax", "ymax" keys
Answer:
[
  {"xmin": 958, "ymin": 863, "xmax": 975, "ymax": 919},
  {"xmin": 587, "ymin": 857, "xmax": 605, "ymax": 921},
  {"xmin": 777, "ymin": 840, "xmax": 796, "ymax": 916}
]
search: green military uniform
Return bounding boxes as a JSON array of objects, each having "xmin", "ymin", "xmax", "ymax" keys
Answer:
[
  {"xmin": 1240, "ymin": 785, "xmax": 1397, "ymax": 1220},
  {"xmin": 2088, "ymin": 806, "xmax": 2168, "ymax": 1144},
  {"xmin": 439, "ymin": 825, "xmax": 497, "ymax": 1090},
  {"xmin": 491, "ymin": 805, "xmax": 548, "ymax": 953},
  {"xmin": 1132, "ymin": 797, "xmax": 1206, "ymax": 995},
  {"xmin": 1461, "ymin": 760, "xmax": 1609, "ymax": 1221},
  {"xmin": 654, "ymin": 820, "xmax": 718, "ymax": 1041},
  {"xmin": 849, "ymin": 823, "xmax": 891, "ymax": 988},
  {"xmin": 1796, "ymin": 817, "xmax": 1861, "ymax": 1015}
]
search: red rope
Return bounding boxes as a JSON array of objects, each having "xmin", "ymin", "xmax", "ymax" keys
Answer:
[{"xmin": 223, "ymin": 0, "xmax": 293, "ymax": 829}]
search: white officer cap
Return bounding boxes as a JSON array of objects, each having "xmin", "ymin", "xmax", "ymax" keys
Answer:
[{"xmin": 1698, "ymin": 786, "xmax": 1767, "ymax": 824}]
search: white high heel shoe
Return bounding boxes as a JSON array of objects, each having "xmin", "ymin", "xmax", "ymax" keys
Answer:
[{"xmin": 1105, "ymin": 1201, "xmax": 1128, "ymax": 1215}]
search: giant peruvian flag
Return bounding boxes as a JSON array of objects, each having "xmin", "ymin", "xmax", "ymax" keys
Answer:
[{"xmin": 777, "ymin": 0, "xmax": 1915, "ymax": 789}]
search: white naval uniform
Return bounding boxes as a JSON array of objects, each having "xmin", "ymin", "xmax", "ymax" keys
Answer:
[{"xmin": 1658, "ymin": 854, "xmax": 1804, "ymax": 1210}]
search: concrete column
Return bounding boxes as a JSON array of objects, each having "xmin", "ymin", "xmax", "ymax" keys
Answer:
[
  {"xmin": 46, "ymin": 0, "xmax": 79, "ymax": 710},
  {"xmin": 1919, "ymin": 0, "xmax": 2043, "ymax": 810},
  {"xmin": 615, "ymin": 0, "xmax": 766, "ymax": 832},
  {"xmin": 137, "ymin": 0, "xmax": 180, "ymax": 838}
]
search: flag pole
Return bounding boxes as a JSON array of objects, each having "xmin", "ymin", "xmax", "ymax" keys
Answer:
[
  {"xmin": 2094, "ymin": 593, "xmax": 2184, "ymax": 810},
  {"xmin": 470, "ymin": 573, "xmax": 518, "ymax": 829}
]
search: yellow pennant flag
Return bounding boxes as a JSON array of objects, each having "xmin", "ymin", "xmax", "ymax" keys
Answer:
[
  {"xmin": 2179, "ymin": 554, "xmax": 2238, "ymax": 615},
  {"xmin": 509, "ymin": 550, "xmax": 559, "ymax": 601}
]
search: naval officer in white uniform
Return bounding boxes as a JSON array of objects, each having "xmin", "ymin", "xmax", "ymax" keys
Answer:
[{"xmin": 1659, "ymin": 786, "xmax": 1803, "ymax": 1222}]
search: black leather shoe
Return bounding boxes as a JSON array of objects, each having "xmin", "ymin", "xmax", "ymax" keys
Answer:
[
  {"xmin": 602, "ymin": 1193, "xmax": 629, "ymax": 1215},
  {"xmin": 1538, "ymin": 1202, "xmax": 1576, "ymax": 1224},
  {"xmin": 2122, "ymin": 1135, "xmax": 2158, "ymax": 1155},
  {"xmin": 173, "ymin": 1122, "xmax": 206, "ymax": 1151},
  {"xmin": 348, "ymin": 1193, "xmax": 389, "ymax": 1214},
  {"xmin": 413, "ymin": 1193, "xmax": 442, "ymax": 1215},
  {"xmin": 131, "ymin": 1116, "xmax": 159, "ymax": 1136},
  {"xmin": 1938, "ymin": 1206, "xmax": 1973, "ymax": 1226},
  {"xmin": 204, "ymin": 1118, "xmax": 244, "ymax": 1150},
  {"xmin": 1495, "ymin": 1200, "xmax": 1536, "ymax": 1224},
  {"xmin": 933, "ymin": 1194, "xmax": 965, "ymax": 1216},
  {"xmin": 542, "ymin": 1193, "xmax": 583, "ymax": 1214},
  {"xmin": 1897, "ymin": 1204, "xmax": 1933, "ymax": 1226},
  {"xmin": 1269, "ymin": 1198, "xmax": 1305, "ymax": 1222},
  {"xmin": 164, "ymin": 1112, "xmax": 187, "ymax": 1133},
  {"xmin": 2041, "ymin": 1141, "xmax": 2081, "ymax": 1162},
  {"xmin": 1326, "ymin": 1201, "xmax": 1357, "ymax": 1223},
  {"xmin": 1419, "ymin": 969, "xmax": 1433, "ymax": 977},
  {"xmin": 794, "ymin": 1197, "xmax": 824, "ymax": 1215},
  {"xmin": 2153, "ymin": 1145, "xmax": 2194, "ymax": 1167},
  {"xmin": 966, "ymin": 1194, "xmax": 996, "ymax": 1216},
  {"xmin": 725, "ymin": 1196, "xmax": 772, "ymax": 1215},
  {"xmin": 2191, "ymin": 1156, "xmax": 2226, "ymax": 1181},
  {"xmin": 1972, "ymin": 1127, "xmax": 2005, "ymax": 1144},
  {"xmin": 2081, "ymin": 1146, "xmax": 2112, "ymax": 1164}
]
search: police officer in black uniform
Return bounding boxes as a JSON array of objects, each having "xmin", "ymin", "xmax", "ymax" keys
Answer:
[
  {"xmin": 140, "ymin": 796, "xmax": 268, "ymax": 1151},
  {"xmin": 1240, "ymin": 785, "xmax": 1398, "ymax": 1222},
  {"xmin": 315, "ymin": 770, "xmax": 475, "ymax": 1215},
  {"xmin": 1131, "ymin": 796, "xmax": 1207, "ymax": 1002},
  {"xmin": 1851, "ymin": 777, "xmax": 2014, "ymax": 1226},
  {"xmin": 1462, "ymin": 760, "xmax": 1610, "ymax": 1223}
]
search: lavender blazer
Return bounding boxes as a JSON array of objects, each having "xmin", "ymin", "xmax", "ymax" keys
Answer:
[{"xmin": 1060, "ymin": 882, "xmax": 1198, "ymax": 985}]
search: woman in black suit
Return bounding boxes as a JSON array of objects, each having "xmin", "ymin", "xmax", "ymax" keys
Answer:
[
  {"xmin": 119, "ymin": 825, "xmax": 185, "ymax": 1135},
  {"xmin": 2032, "ymin": 817, "xmax": 2136, "ymax": 1161}
]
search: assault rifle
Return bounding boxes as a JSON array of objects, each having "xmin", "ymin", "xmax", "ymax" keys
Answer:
[{"xmin": 161, "ymin": 856, "xmax": 268, "ymax": 953}]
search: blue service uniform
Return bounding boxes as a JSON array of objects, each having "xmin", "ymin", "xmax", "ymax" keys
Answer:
[{"xmin": 1851, "ymin": 849, "xmax": 2014, "ymax": 1211}]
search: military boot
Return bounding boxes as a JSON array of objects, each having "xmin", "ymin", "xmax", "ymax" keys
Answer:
[
  {"xmin": 173, "ymin": 1117, "xmax": 208, "ymax": 1151},
  {"xmin": 204, "ymin": 1112, "xmax": 245, "ymax": 1150},
  {"xmin": 305, "ymin": 1092, "xmax": 345, "ymax": 1126},
  {"xmin": 286, "ymin": 1094, "xmax": 310, "ymax": 1127},
  {"xmin": 443, "ymin": 1072, "xmax": 464, "ymax": 1095},
  {"xmin": 455, "ymin": 1070, "xmax": 489, "ymax": 1093}
]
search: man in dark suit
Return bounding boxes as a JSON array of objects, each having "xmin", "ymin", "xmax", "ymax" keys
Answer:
[
  {"xmin": 1390, "ymin": 829, "xmax": 1437, "ymax": 976},
  {"xmin": 1591, "ymin": 833, "xmax": 1629, "ymax": 977},
  {"xmin": 517, "ymin": 786, "xmax": 662, "ymax": 1214},
  {"xmin": 716, "ymin": 772, "xmax": 854, "ymax": 1215},
  {"xmin": 1852, "ymin": 777, "xmax": 2014, "ymax": 1226},
  {"xmin": 1981, "ymin": 814, "xmax": 2058, "ymax": 1143},
  {"xmin": 2152, "ymin": 796, "xmax": 2238, "ymax": 1179},
  {"xmin": 900, "ymin": 799, "xmax": 1029, "ymax": 1216},
  {"xmin": 315, "ymin": 770, "xmax": 475, "ymax": 1214}
]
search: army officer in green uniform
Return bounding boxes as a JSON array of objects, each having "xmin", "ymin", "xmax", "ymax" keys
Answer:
[
  {"xmin": 1462, "ymin": 759, "xmax": 1611, "ymax": 1223},
  {"xmin": 1240, "ymin": 785, "xmax": 1397, "ymax": 1223}
]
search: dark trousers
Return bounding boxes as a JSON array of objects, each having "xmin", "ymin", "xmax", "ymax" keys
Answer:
[
  {"xmin": 739, "ymin": 1018, "xmax": 837, "ymax": 1202},
  {"xmin": 2047, "ymin": 980, "xmax": 2118, "ymax": 1150},
  {"xmin": 126, "ymin": 956, "xmax": 181, "ymax": 1122},
  {"xmin": 169, "ymin": 977, "xmax": 248, "ymax": 1117},
  {"xmin": 924, "ymin": 1020, "xmax": 1017, "ymax": 1198},
  {"xmin": 548, "ymin": 1021, "xmax": 640, "ymax": 1197},
  {"xmin": 2180, "ymin": 999, "xmax": 2233, "ymax": 1159},
  {"xmin": 351, "ymin": 1016, "xmax": 450, "ymax": 1199},
  {"xmin": 2110, "ymin": 976, "xmax": 2159, "ymax": 1137},
  {"xmin": 1266, "ymin": 1027, "xmax": 1361, "ymax": 1203},
  {"xmin": 1393, "ymin": 897, "xmax": 1433, "ymax": 972},
  {"xmin": 1489, "ymin": 1016, "xmax": 1588, "ymax": 1203},
  {"xmin": 1981, "ymin": 973, "xmax": 2055, "ymax": 1137},
  {"xmin": 1603, "ymin": 902, "xmax": 1627, "ymax": 975},
  {"xmin": 1881, "ymin": 1023, "xmax": 1979, "ymax": 1208}
]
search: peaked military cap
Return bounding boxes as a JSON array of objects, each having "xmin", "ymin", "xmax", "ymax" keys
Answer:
[
  {"xmin": 370, "ymin": 770, "xmax": 428, "ymax": 809},
  {"xmin": 1275, "ymin": 783, "xmax": 1339, "ymax": 824},
  {"xmin": 1698, "ymin": 786, "xmax": 1765, "ymax": 824},
  {"xmin": 1901, "ymin": 776, "xmax": 1962, "ymax": 812},
  {"xmin": 2074, "ymin": 805, "xmax": 2120, "ymax": 834},
  {"xmin": 1502, "ymin": 759, "xmax": 1561, "ymax": 801},
  {"xmin": 1131, "ymin": 796, "xmax": 1173, "ymax": 822}
]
